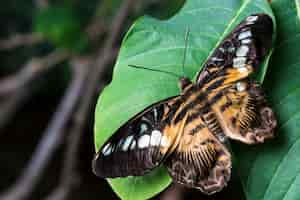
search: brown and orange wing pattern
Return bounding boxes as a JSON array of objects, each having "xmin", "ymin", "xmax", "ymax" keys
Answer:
[
  {"xmin": 209, "ymin": 79, "xmax": 276, "ymax": 144},
  {"xmin": 196, "ymin": 14, "xmax": 276, "ymax": 144},
  {"xmin": 165, "ymin": 111, "xmax": 231, "ymax": 195}
]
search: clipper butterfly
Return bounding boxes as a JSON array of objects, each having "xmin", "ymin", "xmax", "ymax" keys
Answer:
[{"xmin": 92, "ymin": 14, "xmax": 277, "ymax": 195}]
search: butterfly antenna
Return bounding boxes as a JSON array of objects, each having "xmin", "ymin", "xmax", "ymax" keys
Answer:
[
  {"xmin": 182, "ymin": 28, "xmax": 190, "ymax": 77},
  {"xmin": 128, "ymin": 65, "xmax": 181, "ymax": 78}
]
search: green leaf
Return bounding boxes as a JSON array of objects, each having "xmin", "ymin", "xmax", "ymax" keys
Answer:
[
  {"xmin": 94, "ymin": 0, "xmax": 274, "ymax": 199},
  {"xmin": 34, "ymin": 6, "xmax": 88, "ymax": 51},
  {"xmin": 235, "ymin": 0, "xmax": 300, "ymax": 200}
]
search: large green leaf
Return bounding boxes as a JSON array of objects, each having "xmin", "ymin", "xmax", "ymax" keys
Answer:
[
  {"xmin": 235, "ymin": 0, "xmax": 300, "ymax": 200},
  {"xmin": 94, "ymin": 0, "xmax": 274, "ymax": 199}
]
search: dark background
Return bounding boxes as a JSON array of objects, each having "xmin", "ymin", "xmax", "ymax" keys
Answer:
[{"xmin": 0, "ymin": 0, "xmax": 244, "ymax": 199}]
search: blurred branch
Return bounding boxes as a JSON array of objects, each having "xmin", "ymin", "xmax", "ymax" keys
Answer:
[
  {"xmin": 0, "ymin": 0, "xmax": 134, "ymax": 199},
  {"xmin": 0, "ymin": 50, "xmax": 69, "ymax": 96},
  {"xmin": 34, "ymin": 0, "xmax": 49, "ymax": 9},
  {"xmin": 0, "ymin": 50, "xmax": 70, "ymax": 132},
  {"xmin": 43, "ymin": 111, "xmax": 83, "ymax": 200},
  {"xmin": 85, "ymin": 20, "xmax": 106, "ymax": 42},
  {"xmin": 0, "ymin": 33, "xmax": 43, "ymax": 51},
  {"xmin": 0, "ymin": 87, "xmax": 32, "ymax": 132},
  {"xmin": 45, "ymin": 48, "xmax": 118, "ymax": 200},
  {"xmin": 45, "ymin": 0, "xmax": 136, "ymax": 199},
  {"xmin": 0, "ymin": 58, "xmax": 89, "ymax": 200}
]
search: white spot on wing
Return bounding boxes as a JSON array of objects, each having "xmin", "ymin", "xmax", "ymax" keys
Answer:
[
  {"xmin": 153, "ymin": 108, "xmax": 158, "ymax": 121},
  {"xmin": 102, "ymin": 143, "xmax": 110, "ymax": 153},
  {"xmin": 211, "ymin": 57, "xmax": 224, "ymax": 62},
  {"xmin": 241, "ymin": 38, "xmax": 252, "ymax": 44},
  {"xmin": 138, "ymin": 135, "xmax": 150, "ymax": 149},
  {"xmin": 228, "ymin": 47, "xmax": 235, "ymax": 53},
  {"xmin": 141, "ymin": 116, "xmax": 148, "ymax": 121},
  {"xmin": 236, "ymin": 82, "xmax": 246, "ymax": 92},
  {"xmin": 233, "ymin": 57, "xmax": 247, "ymax": 68},
  {"xmin": 236, "ymin": 45, "xmax": 249, "ymax": 57},
  {"xmin": 102, "ymin": 143, "xmax": 112, "ymax": 156},
  {"xmin": 150, "ymin": 130, "xmax": 162, "ymax": 146},
  {"xmin": 161, "ymin": 136, "xmax": 170, "ymax": 147},
  {"xmin": 122, "ymin": 135, "xmax": 133, "ymax": 151},
  {"xmin": 238, "ymin": 30, "xmax": 252, "ymax": 40},
  {"xmin": 238, "ymin": 67, "xmax": 248, "ymax": 73},
  {"xmin": 247, "ymin": 15, "xmax": 258, "ymax": 22},
  {"xmin": 139, "ymin": 123, "xmax": 148, "ymax": 134},
  {"xmin": 130, "ymin": 140, "xmax": 136, "ymax": 150},
  {"xmin": 219, "ymin": 47, "xmax": 225, "ymax": 53}
]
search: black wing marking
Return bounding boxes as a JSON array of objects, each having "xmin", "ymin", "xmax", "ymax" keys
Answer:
[
  {"xmin": 196, "ymin": 13, "xmax": 273, "ymax": 85},
  {"xmin": 92, "ymin": 96, "xmax": 182, "ymax": 178}
]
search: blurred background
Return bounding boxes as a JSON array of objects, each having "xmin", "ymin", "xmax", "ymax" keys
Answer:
[{"xmin": 0, "ymin": 0, "xmax": 244, "ymax": 199}]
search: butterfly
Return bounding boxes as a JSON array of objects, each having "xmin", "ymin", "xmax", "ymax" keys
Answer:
[{"xmin": 92, "ymin": 14, "xmax": 277, "ymax": 195}]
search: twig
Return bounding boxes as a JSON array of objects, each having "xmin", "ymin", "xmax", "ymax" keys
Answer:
[
  {"xmin": 43, "ymin": 114, "xmax": 83, "ymax": 200},
  {"xmin": 0, "ymin": 0, "xmax": 133, "ymax": 198},
  {"xmin": 0, "ymin": 87, "xmax": 32, "ymax": 131},
  {"xmin": 85, "ymin": 20, "xmax": 106, "ymax": 42},
  {"xmin": 0, "ymin": 58, "xmax": 89, "ymax": 200},
  {"xmin": 0, "ymin": 50, "xmax": 70, "ymax": 132},
  {"xmin": 0, "ymin": 50, "xmax": 69, "ymax": 96},
  {"xmin": 34, "ymin": 0, "xmax": 49, "ymax": 9},
  {"xmin": 0, "ymin": 33, "xmax": 43, "ymax": 50},
  {"xmin": 45, "ymin": 0, "xmax": 135, "ymax": 199},
  {"xmin": 45, "ymin": 50, "xmax": 117, "ymax": 200}
]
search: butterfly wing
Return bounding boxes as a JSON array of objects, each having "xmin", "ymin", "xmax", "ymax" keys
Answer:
[
  {"xmin": 209, "ymin": 79, "xmax": 277, "ymax": 144},
  {"xmin": 92, "ymin": 96, "xmax": 187, "ymax": 178},
  {"xmin": 196, "ymin": 14, "xmax": 276, "ymax": 144},
  {"xmin": 165, "ymin": 110, "xmax": 231, "ymax": 195},
  {"xmin": 196, "ymin": 14, "xmax": 273, "ymax": 85}
]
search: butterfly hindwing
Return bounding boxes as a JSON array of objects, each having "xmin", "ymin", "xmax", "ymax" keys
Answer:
[
  {"xmin": 92, "ymin": 96, "xmax": 185, "ymax": 178},
  {"xmin": 208, "ymin": 79, "xmax": 277, "ymax": 144},
  {"xmin": 165, "ymin": 110, "xmax": 231, "ymax": 195},
  {"xmin": 196, "ymin": 14, "xmax": 276, "ymax": 144}
]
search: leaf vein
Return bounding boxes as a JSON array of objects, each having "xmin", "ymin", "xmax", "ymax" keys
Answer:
[
  {"xmin": 282, "ymin": 172, "xmax": 300, "ymax": 200},
  {"xmin": 262, "ymin": 112, "xmax": 300, "ymax": 199},
  {"xmin": 184, "ymin": 6, "xmax": 234, "ymax": 14}
]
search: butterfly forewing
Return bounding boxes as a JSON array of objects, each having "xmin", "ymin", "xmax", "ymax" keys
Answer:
[
  {"xmin": 196, "ymin": 14, "xmax": 273, "ymax": 85},
  {"xmin": 196, "ymin": 14, "xmax": 276, "ymax": 144},
  {"xmin": 92, "ymin": 96, "xmax": 184, "ymax": 178}
]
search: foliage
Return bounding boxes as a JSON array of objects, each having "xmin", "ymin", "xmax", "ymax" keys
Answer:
[
  {"xmin": 34, "ymin": 6, "xmax": 88, "ymax": 52},
  {"xmin": 94, "ymin": 0, "xmax": 278, "ymax": 199},
  {"xmin": 235, "ymin": 0, "xmax": 300, "ymax": 200}
]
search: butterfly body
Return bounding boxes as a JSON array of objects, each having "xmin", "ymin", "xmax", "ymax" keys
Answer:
[{"xmin": 93, "ymin": 14, "xmax": 277, "ymax": 195}]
